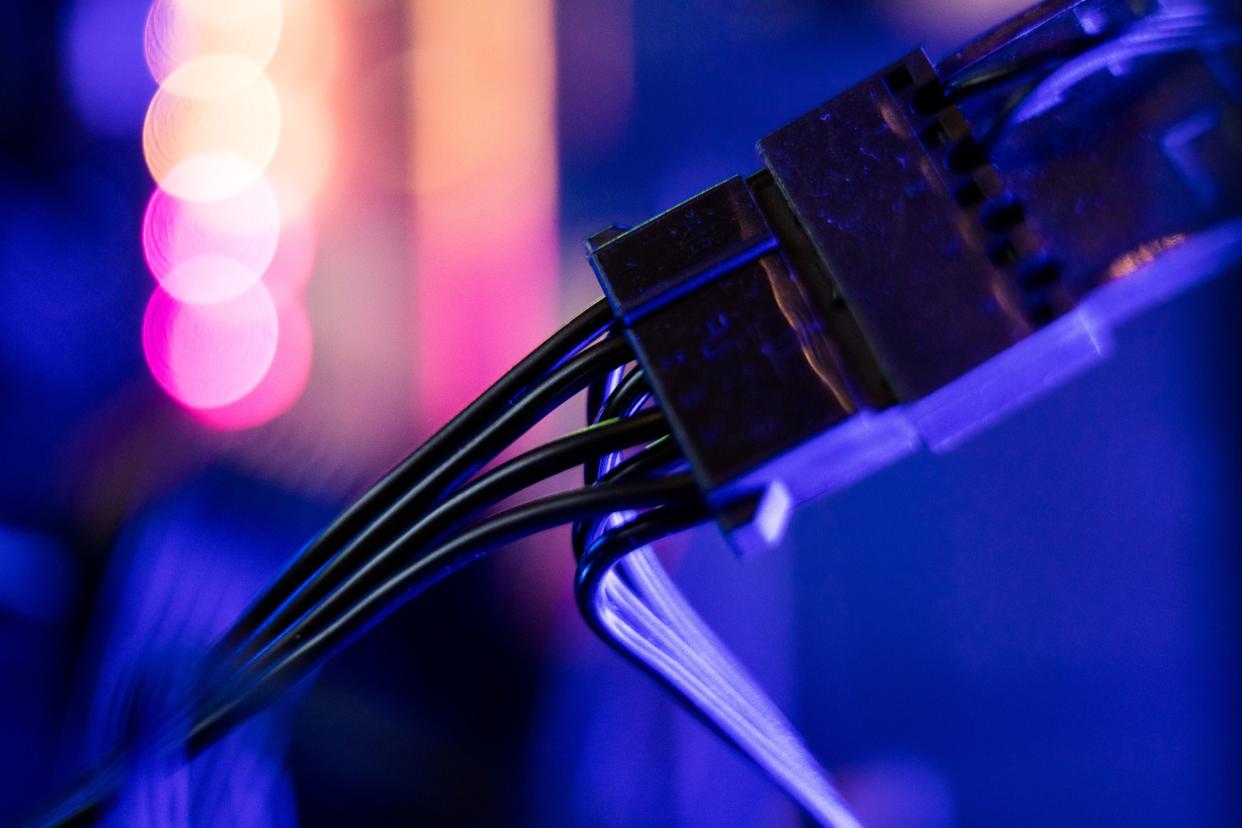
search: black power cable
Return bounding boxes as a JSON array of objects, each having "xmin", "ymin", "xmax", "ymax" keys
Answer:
[
  {"xmin": 943, "ymin": 30, "xmax": 1124, "ymax": 102},
  {"xmin": 574, "ymin": 502, "xmax": 709, "ymax": 625},
  {"xmin": 584, "ymin": 366, "xmax": 650, "ymax": 485},
  {"xmin": 573, "ymin": 364, "xmax": 668, "ymax": 563},
  {"xmin": 219, "ymin": 299, "xmax": 615, "ymax": 657},
  {"xmin": 25, "ymin": 457, "xmax": 691, "ymax": 828},
  {"xmin": 227, "ymin": 409, "xmax": 670, "ymax": 674},
  {"xmin": 24, "ymin": 303, "xmax": 626, "ymax": 828},
  {"xmin": 224, "ymin": 334, "xmax": 634, "ymax": 670},
  {"xmin": 586, "ymin": 363, "xmax": 628, "ymax": 433},
  {"xmin": 571, "ymin": 436, "xmax": 685, "ymax": 562},
  {"xmin": 189, "ymin": 474, "xmax": 705, "ymax": 751},
  {"xmin": 947, "ymin": 12, "xmax": 1242, "ymax": 153},
  {"xmin": 572, "ymin": 505, "xmax": 717, "ymax": 755}
]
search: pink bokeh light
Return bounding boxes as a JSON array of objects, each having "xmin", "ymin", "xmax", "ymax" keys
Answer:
[
  {"xmin": 143, "ymin": 169, "xmax": 280, "ymax": 302},
  {"xmin": 143, "ymin": 282, "xmax": 279, "ymax": 409},
  {"xmin": 194, "ymin": 301, "xmax": 312, "ymax": 430},
  {"xmin": 154, "ymin": 254, "xmax": 267, "ymax": 306}
]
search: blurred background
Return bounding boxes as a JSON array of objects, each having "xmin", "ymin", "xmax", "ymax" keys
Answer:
[{"xmin": 0, "ymin": 0, "xmax": 1239, "ymax": 825}]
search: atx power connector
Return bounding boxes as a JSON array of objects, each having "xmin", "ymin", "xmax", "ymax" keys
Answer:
[{"xmin": 587, "ymin": 0, "xmax": 1242, "ymax": 554}]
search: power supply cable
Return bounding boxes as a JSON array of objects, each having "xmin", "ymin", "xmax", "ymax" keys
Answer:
[
  {"xmin": 219, "ymin": 299, "xmax": 615, "ymax": 657},
  {"xmin": 189, "ymin": 474, "xmax": 704, "ymax": 750},
  {"xmin": 224, "ymin": 335, "xmax": 636, "ymax": 671}
]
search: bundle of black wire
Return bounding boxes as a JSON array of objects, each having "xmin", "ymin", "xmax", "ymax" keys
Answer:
[{"xmin": 26, "ymin": 299, "xmax": 705, "ymax": 828}]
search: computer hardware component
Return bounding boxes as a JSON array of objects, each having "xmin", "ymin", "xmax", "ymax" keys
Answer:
[
  {"xmin": 587, "ymin": 0, "xmax": 1242, "ymax": 555},
  {"xmin": 28, "ymin": 2, "xmax": 1242, "ymax": 825}
]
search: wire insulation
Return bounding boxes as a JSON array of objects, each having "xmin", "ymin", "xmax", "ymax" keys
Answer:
[
  {"xmin": 225, "ymin": 334, "xmax": 633, "ymax": 669},
  {"xmin": 191, "ymin": 474, "xmax": 703, "ymax": 748},
  {"xmin": 219, "ymin": 300, "xmax": 615, "ymax": 655}
]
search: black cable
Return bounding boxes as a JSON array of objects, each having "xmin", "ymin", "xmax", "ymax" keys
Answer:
[
  {"xmin": 56, "ymin": 419, "xmax": 672, "ymax": 828},
  {"xmin": 574, "ymin": 504, "xmax": 817, "ymax": 819},
  {"xmin": 941, "ymin": 11, "xmax": 1236, "ymax": 100},
  {"xmin": 417, "ymin": 410, "xmax": 670, "ymax": 550},
  {"xmin": 599, "ymin": 367, "xmax": 649, "ymax": 421},
  {"xmin": 224, "ymin": 334, "xmax": 633, "ymax": 670},
  {"xmin": 571, "ymin": 436, "xmax": 685, "ymax": 562},
  {"xmin": 574, "ymin": 502, "xmax": 709, "ymax": 626},
  {"xmin": 22, "ymin": 471, "xmax": 697, "ymax": 828},
  {"xmin": 228, "ymin": 408, "xmax": 668, "ymax": 672},
  {"xmin": 943, "ymin": 30, "xmax": 1123, "ymax": 102},
  {"xmin": 584, "ymin": 361, "xmax": 633, "ymax": 477},
  {"xmin": 571, "ymin": 505, "xmax": 724, "ymax": 762},
  {"xmin": 971, "ymin": 79, "xmax": 1039, "ymax": 155},
  {"xmin": 39, "ymin": 328, "xmax": 641, "ymax": 828},
  {"xmin": 189, "ymin": 474, "xmax": 704, "ymax": 751},
  {"xmin": 972, "ymin": 14, "xmax": 1242, "ymax": 152},
  {"xmin": 573, "ymin": 364, "xmax": 669, "ymax": 561},
  {"xmin": 587, "ymin": 364, "xmax": 651, "ymax": 482},
  {"xmin": 23, "ymin": 303, "xmax": 623, "ymax": 828},
  {"xmin": 20, "ymin": 762, "xmax": 122, "ymax": 828},
  {"xmin": 594, "ymin": 435, "xmax": 683, "ymax": 487},
  {"xmin": 936, "ymin": 23, "xmax": 1134, "ymax": 152},
  {"xmin": 218, "ymin": 299, "xmax": 615, "ymax": 657},
  {"xmin": 585, "ymin": 366, "xmax": 649, "ymax": 485},
  {"xmin": 586, "ymin": 364, "xmax": 627, "ymax": 432}
]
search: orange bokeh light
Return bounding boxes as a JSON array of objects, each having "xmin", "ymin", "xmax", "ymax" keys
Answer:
[
  {"xmin": 143, "ymin": 56, "xmax": 281, "ymax": 201},
  {"xmin": 145, "ymin": 0, "xmax": 284, "ymax": 83}
]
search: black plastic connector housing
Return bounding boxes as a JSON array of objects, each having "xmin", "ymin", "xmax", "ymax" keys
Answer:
[
  {"xmin": 587, "ymin": 175, "xmax": 882, "ymax": 495},
  {"xmin": 588, "ymin": 0, "xmax": 1242, "ymax": 552}
]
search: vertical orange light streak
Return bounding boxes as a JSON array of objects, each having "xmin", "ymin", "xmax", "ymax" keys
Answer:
[{"xmin": 407, "ymin": 0, "xmax": 559, "ymax": 428}]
